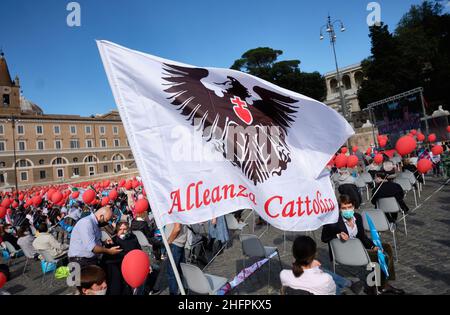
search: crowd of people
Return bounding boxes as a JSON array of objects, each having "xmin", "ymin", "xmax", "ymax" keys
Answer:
[{"xmin": 0, "ymin": 138, "xmax": 449, "ymax": 296}]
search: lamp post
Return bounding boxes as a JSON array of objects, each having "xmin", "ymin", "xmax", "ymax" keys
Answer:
[
  {"xmin": 7, "ymin": 115, "xmax": 19, "ymax": 194},
  {"xmin": 320, "ymin": 15, "xmax": 348, "ymax": 122}
]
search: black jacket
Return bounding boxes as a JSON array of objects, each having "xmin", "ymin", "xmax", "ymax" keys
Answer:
[
  {"xmin": 371, "ymin": 181, "xmax": 409, "ymax": 212},
  {"xmin": 321, "ymin": 212, "xmax": 375, "ymax": 250}
]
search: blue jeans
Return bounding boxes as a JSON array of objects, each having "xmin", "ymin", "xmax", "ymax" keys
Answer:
[
  {"xmin": 323, "ymin": 269, "xmax": 352, "ymax": 295},
  {"xmin": 166, "ymin": 244, "xmax": 185, "ymax": 295}
]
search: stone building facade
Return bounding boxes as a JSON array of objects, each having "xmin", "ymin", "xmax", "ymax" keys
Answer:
[{"xmin": 0, "ymin": 52, "xmax": 135, "ymax": 189}]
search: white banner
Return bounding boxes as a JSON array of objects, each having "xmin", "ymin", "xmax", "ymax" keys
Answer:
[{"xmin": 97, "ymin": 40, "xmax": 354, "ymax": 231}]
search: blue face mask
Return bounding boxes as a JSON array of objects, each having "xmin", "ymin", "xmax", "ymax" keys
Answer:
[{"xmin": 341, "ymin": 209, "xmax": 355, "ymax": 220}]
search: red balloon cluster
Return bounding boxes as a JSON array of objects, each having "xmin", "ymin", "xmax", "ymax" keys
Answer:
[
  {"xmin": 0, "ymin": 206, "xmax": 7, "ymax": 219},
  {"xmin": 395, "ymin": 136, "xmax": 417, "ymax": 156},
  {"xmin": 334, "ymin": 154, "xmax": 348, "ymax": 169},
  {"xmin": 432, "ymin": 145, "xmax": 443, "ymax": 155},
  {"xmin": 374, "ymin": 154, "xmax": 384, "ymax": 165},
  {"xmin": 121, "ymin": 250, "xmax": 150, "ymax": 288},
  {"xmin": 82, "ymin": 189, "xmax": 96, "ymax": 204},
  {"xmin": 346, "ymin": 155, "xmax": 359, "ymax": 168}
]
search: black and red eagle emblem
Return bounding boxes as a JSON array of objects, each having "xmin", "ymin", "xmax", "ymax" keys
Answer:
[{"xmin": 162, "ymin": 63, "xmax": 300, "ymax": 185}]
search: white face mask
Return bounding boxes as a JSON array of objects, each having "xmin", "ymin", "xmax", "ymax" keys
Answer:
[{"xmin": 90, "ymin": 288, "xmax": 107, "ymax": 295}]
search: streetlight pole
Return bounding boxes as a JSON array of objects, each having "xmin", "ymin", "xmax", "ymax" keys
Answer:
[
  {"xmin": 321, "ymin": 15, "xmax": 348, "ymax": 122},
  {"xmin": 10, "ymin": 115, "xmax": 19, "ymax": 194}
]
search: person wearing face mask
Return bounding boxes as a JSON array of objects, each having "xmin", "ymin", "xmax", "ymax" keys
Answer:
[
  {"xmin": 75, "ymin": 265, "xmax": 108, "ymax": 295},
  {"xmin": 68, "ymin": 206, "xmax": 122, "ymax": 268},
  {"xmin": 321, "ymin": 195, "xmax": 403, "ymax": 295},
  {"xmin": 0, "ymin": 224, "xmax": 21, "ymax": 251}
]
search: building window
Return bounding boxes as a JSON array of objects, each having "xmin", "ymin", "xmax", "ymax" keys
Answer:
[
  {"xmin": 40, "ymin": 170, "xmax": 46, "ymax": 179},
  {"xmin": 0, "ymin": 124, "xmax": 4, "ymax": 135},
  {"xmin": 114, "ymin": 139, "xmax": 120, "ymax": 147},
  {"xmin": 36, "ymin": 125, "xmax": 44, "ymax": 135},
  {"xmin": 54, "ymin": 125, "xmax": 60, "ymax": 134},
  {"xmin": 70, "ymin": 125, "xmax": 77, "ymax": 134},
  {"xmin": 0, "ymin": 174, "xmax": 4, "ymax": 183},
  {"xmin": 55, "ymin": 140, "xmax": 62, "ymax": 150},
  {"xmin": 17, "ymin": 125, "xmax": 24, "ymax": 135},
  {"xmin": 3, "ymin": 94, "xmax": 10, "ymax": 106},
  {"xmin": 99, "ymin": 126, "xmax": 106, "ymax": 135},
  {"xmin": 85, "ymin": 155, "xmax": 96, "ymax": 163},
  {"xmin": 17, "ymin": 159, "xmax": 32, "ymax": 168},
  {"xmin": 100, "ymin": 139, "xmax": 107, "ymax": 148},
  {"xmin": 113, "ymin": 126, "xmax": 119, "ymax": 134},
  {"xmin": 0, "ymin": 141, "xmax": 5, "ymax": 151},
  {"xmin": 20, "ymin": 171, "xmax": 28, "ymax": 181},
  {"xmin": 18, "ymin": 141, "xmax": 26, "ymax": 151},
  {"xmin": 0, "ymin": 162, "xmax": 5, "ymax": 168},
  {"xmin": 52, "ymin": 157, "xmax": 66, "ymax": 165},
  {"xmin": 39, "ymin": 159, "xmax": 45, "ymax": 165},
  {"xmin": 57, "ymin": 168, "xmax": 64, "ymax": 178},
  {"xmin": 103, "ymin": 165, "xmax": 108, "ymax": 173},
  {"xmin": 73, "ymin": 157, "xmax": 78, "ymax": 163},
  {"xmin": 70, "ymin": 139, "xmax": 80, "ymax": 149},
  {"xmin": 86, "ymin": 139, "xmax": 93, "ymax": 148},
  {"xmin": 73, "ymin": 167, "xmax": 80, "ymax": 176},
  {"xmin": 37, "ymin": 140, "xmax": 45, "ymax": 151},
  {"xmin": 85, "ymin": 125, "xmax": 92, "ymax": 135}
]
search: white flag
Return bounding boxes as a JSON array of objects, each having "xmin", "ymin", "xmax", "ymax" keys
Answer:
[{"xmin": 97, "ymin": 40, "xmax": 354, "ymax": 231}]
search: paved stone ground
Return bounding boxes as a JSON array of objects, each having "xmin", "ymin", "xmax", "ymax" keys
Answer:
[{"xmin": 2, "ymin": 176, "xmax": 449, "ymax": 295}]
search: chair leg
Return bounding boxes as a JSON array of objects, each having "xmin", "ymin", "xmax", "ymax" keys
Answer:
[
  {"xmin": 267, "ymin": 258, "xmax": 271, "ymax": 294},
  {"xmin": 366, "ymin": 185, "xmax": 370, "ymax": 201},
  {"xmin": 413, "ymin": 189, "xmax": 418, "ymax": 207},
  {"xmin": 402, "ymin": 212, "xmax": 408, "ymax": 237},
  {"xmin": 392, "ymin": 231, "xmax": 399, "ymax": 263},
  {"xmin": 22, "ymin": 257, "xmax": 29, "ymax": 275}
]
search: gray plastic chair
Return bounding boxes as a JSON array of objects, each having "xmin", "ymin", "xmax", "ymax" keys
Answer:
[
  {"xmin": 330, "ymin": 238, "xmax": 372, "ymax": 275},
  {"xmin": 355, "ymin": 176, "xmax": 369, "ymax": 200},
  {"xmin": 38, "ymin": 249, "xmax": 66, "ymax": 286},
  {"xmin": 18, "ymin": 242, "xmax": 37, "ymax": 275},
  {"xmin": 131, "ymin": 230, "xmax": 152, "ymax": 249},
  {"xmin": 376, "ymin": 197, "xmax": 407, "ymax": 236},
  {"xmin": 180, "ymin": 263, "xmax": 228, "ymax": 295},
  {"xmin": 361, "ymin": 210, "xmax": 398, "ymax": 261},
  {"xmin": 394, "ymin": 177, "xmax": 417, "ymax": 207},
  {"xmin": 239, "ymin": 234, "xmax": 282, "ymax": 293},
  {"xmin": 361, "ymin": 172, "xmax": 374, "ymax": 185}
]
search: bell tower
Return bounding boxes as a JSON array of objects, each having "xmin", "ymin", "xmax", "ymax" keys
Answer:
[{"xmin": 0, "ymin": 50, "xmax": 21, "ymax": 115}]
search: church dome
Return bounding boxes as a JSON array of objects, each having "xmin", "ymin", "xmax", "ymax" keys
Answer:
[{"xmin": 20, "ymin": 95, "xmax": 44, "ymax": 115}]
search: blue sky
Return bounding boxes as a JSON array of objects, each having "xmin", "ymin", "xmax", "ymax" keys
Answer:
[{"xmin": 0, "ymin": 0, "xmax": 438, "ymax": 116}]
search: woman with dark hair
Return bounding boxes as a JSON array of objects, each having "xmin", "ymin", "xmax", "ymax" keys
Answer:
[
  {"xmin": 280, "ymin": 236, "xmax": 355, "ymax": 295},
  {"xmin": 75, "ymin": 265, "xmax": 108, "ymax": 295}
]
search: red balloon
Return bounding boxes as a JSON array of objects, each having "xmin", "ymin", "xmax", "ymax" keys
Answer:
[
  {"xmin": 82, "ymin": 189, "xmax": 96, "ymax": 204},
  {"xmin": 101, "ymin": 197, "xmax": 110, "ymax": 207},
  {"xmin": 124, "ymin": 180, "xmax": 132, "ymax": 190},
  {"xmin": 108, "ymin": 189, "xmax": 118, "ymax": 201},
  {"xmin": 0, "ymin": 272, "xmax": 6, "ymax": 289},
  {"xmin": 72, "ymin": 191, "xmax": 80, "ymax": 199},
  {"xmin": 103, "ymin": 180, "xmax": 110, "ymax": 188},
  {"xmin": 347, "ymin": 155, "xmax": 359, "ymax": 168},
  {"xmin": 366, "ymin": 147, "xmax": 372, "ymax": 155},
  {"xmin": 132, "ymin": 180, "xmax": 140, "ymax": 189},
  {"xmin": 18, "ymin": 194, "xmax": 24, "ymax": 201},
  {"xmin": 1, "ymin": 198, "xmax": 11, "ymax": 208},
  {"xmin": 410, "ymin": 130, "xmax": 417, "ymax": 135},
  {"xmin": 395, "ymin": 136, "xmax": 417, "ymax": 156},
  {"xmin": 0, "ymin": 206, "xmax": 6, "ymax": 219},
  {"xmin": 428, "ymin": 133, "xmax": 437, "ymax": 143},
  {"xmin": 374, "ymin": 154, "xmax": 384, "ymax": 165},
  {"xmin": 417, "ymin": 159, "xmax": 433, "ymax": 174},
  {"xmin": 121, "ymin": 250, "xmax": 150, "ymax": 288},
  {"xmin": 417, "ymin": 133, "xmax": 425, "ymax": 142},
  {"xmin": 32, "ymin": 196, "xmax": 42, "ymax": 207},
  {"xmin": 134, "ymin": 199, "xmax": 149, "ymax": 214},
  {"xmin": 12, "ymin": 201, "xmax": 18, "ymax": 209},
  {"xmin": 341, "ymin": 147, "xmax": 348, "ymax": 154},
  {"xmin": 447, "ymin": 126, "xmax": 450, "ymax": 133},
  {"xmin": 119, "ymin": 179, "xmax": 126, "ymax": 187},
  {"xmin": 51, "ymin": 191, "xmax": 64, "ymax": 204},
  {"xmin": 432, "ymin": 145, "xmax": 443, "ymax": 155},
  {"xmin": 379, "ymin": 138, "xmax": 387, "ymax": 148},
  {"xmin": 334, "ymin": 154, "xmax": 348, "ymax": 169},
  {"xmin": 352, "ymin": 146, "xmax": 358, "ymax": 153}
]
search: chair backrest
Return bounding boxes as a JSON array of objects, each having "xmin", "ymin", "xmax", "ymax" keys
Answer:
[
  {"xmin": 131, "ymin": 230, "xmax": 151, "ymax": 247},
  {"xmin": 185, "ymin": 226, "xmax": 204, "ymax": 249},
  {"xmin": 239, "ymin": 234, "xmax": 266, "ymax": 258},
  {"xmin": 376, "ymin": 197, "xmax": 400, "ymax": 213},
  {"xmin": 355, "ymin": 176, "xmax": 367, "ymax": 188},
  {"xmin": 225, "ymin": 214, "xmax": 242, "ymax": 230},
  {"xmin": 361, "ymin": 210, "xmax": 390, "ymax": 232},
  {"xmin": 18, "ymin": 241, "xmax": 36, "ymax": 259},
  {"xmin": 180, "ymin": 263, "xmax": 211, "ymax": 294},
  {"xmin": 38, "ymin": 249, "xmax": 57, "ymax": 263},
  {"xmin": 3, "ymin": 241, "xmax": 18, "ymax": 255},
  {"xmin": 361, "ymin": 172, "xmax": 373, "ymax": 184},
  {"xmin": 101, "ymin": 231, "xmax": 112, "ymax": 242},
  {"xmin": 330, "ymin": 238, "xmax": 370, "ymax": 267},
  {"xmin": 394, "ymin": 178, "xmax": 412, "ymax": 191}
]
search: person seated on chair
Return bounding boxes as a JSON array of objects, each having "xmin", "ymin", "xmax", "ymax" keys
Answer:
[
  {"xmin": 32, "ymin": 222, "xmax": 68, "ymax": 259},
  {"xmin": 402, "ymin": 158, "xmax": 423, "ymax": 184},
  {"xmin": 16, "ymin": 226, "xmax": 39, "ymax": 260},
  {"xmin": 130, "ymin": 211, "xmax": 162, "ymax": 260},
  {"xmin": 280, "ymin": 235, "xmax": 360, "ymax": 295},
  {"xmin": 321, "ymin": 195, "xmax": 403, "ymax": 295},
  {"xmin": 371, "ymin": 168, "xmax": 409, "ymax": 223},
  {"xmin": 75, "ymin": 265, "xmax": 108, "ymax": 295},
  {"xmin": 0, "ymin": 224, "xmax": 21, "ymax": 251}
]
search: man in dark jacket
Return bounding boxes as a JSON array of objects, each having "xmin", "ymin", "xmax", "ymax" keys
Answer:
[
  {"xmin": 371, "ymin": 171, "xmax": 409, "ymax": 223},
  {"xmin": 321, "ymin": 195, "xmax": 403, "ymax": 295}
]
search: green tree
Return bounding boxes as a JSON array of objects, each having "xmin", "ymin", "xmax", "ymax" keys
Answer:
[
  {"xmin": 358, "ymin": 1, "xmax": 450, "ymax": 112},
  {"xmin": 231, "ymin": 47, "xmax": 327, "ymax": 101}
]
